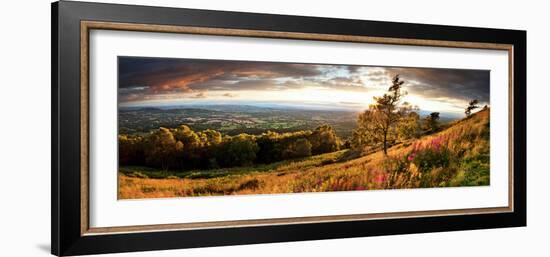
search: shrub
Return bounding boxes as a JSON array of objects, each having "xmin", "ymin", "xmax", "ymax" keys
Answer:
[
  {"xmin": 127, "ymin": 171, "xmax": 149, "ymax": 179},
  {"xmin": 238, "ymin": 179, "xmax": 261, "ymax": 190},
  {"xmin": 408, "ymin": 137, "xmax": 451, "ymax": 173}
]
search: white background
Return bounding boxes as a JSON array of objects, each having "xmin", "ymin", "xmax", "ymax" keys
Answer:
[
  {"xmin": 90, "ymin": 30, "xmax": 509, "ymax": 227},
  {"xmin": 0, "ymin": 0, "xmax": 547, "ymax": 256}
]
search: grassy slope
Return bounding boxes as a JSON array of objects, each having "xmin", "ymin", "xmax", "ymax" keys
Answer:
[{"xmin": 119, "ymin": 109, "xmax": 490, "ymax": 199}]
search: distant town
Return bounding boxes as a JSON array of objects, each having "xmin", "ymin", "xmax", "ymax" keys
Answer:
[{"xmin": 118, "ymin": 104, "xmax": 358, "ymax": 138}]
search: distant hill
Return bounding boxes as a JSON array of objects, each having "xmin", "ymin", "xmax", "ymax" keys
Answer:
[
  {"xmin": 118, "ymin": 104, "xmax": 358, "ymax": 137},
  {"xmin": 121, "ymin": 103, "xmax": 464, "ymax": 119}
]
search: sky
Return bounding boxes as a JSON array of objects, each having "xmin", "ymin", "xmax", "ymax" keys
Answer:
[{"xmin": 118, "ymin": 57, "xmax": 490, "ymax": 115}]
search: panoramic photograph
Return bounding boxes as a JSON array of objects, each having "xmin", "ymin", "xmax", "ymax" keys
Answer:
[{"xmin": 117, "ymin": 56, "xmax": 490, "ymax": 199}]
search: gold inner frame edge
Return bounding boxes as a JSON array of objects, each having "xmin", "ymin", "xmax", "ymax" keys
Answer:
[{"xmin": 80, "ymin": 20, "xmax": 515, "ymax": 236}]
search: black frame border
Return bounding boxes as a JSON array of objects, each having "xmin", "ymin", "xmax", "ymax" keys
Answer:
[{"xmin": 52, "ymin": 1, "xmax": 526, "ymax": 256}]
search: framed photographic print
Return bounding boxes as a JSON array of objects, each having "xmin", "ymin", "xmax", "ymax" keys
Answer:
[{"xmin": 51, "ymin": 1, "xmax": 526, "ymax": 256}]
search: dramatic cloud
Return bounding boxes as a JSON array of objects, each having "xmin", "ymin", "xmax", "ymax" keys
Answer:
[
  {"xmin": 118, "ymin": 56, "xmax": 490, "ymax": 113},
  {"xmin": 119, "ymin": 57, "xmax": 322, "ymax": 92},
  {"xmin": 385, "ymin": 67, "xmax": 490, "ymax": 103}
]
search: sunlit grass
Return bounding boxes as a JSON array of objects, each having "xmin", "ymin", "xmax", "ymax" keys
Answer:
[{"xmin": 119, "ymin": 109, "xmax": 490, "ymax": 199}]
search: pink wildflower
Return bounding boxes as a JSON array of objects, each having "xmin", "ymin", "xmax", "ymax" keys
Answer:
[
  {"xmin": 374, "ymin": 173, "xmax": 387, "ymax": 184},
  {"xmin": 356, "ymin": 185, "xmax": 366, "ymax": 191},
  {"xmin": 412, "ymin": 142, "xmax": 421, "ymax": 152},
  {"xmin": 431, "ymin": 136, "xmax": 444, "ymax": 150}
]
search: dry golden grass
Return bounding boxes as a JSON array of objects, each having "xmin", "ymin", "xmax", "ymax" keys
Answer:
[{"xmin": 119, "ymin": 109, "xmax": 490, "ymax": 199}]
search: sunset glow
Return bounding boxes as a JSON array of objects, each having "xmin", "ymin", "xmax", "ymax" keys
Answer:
[{"xmin": 119, "ymin": 57, "xmax": 490, "ymax": 116}]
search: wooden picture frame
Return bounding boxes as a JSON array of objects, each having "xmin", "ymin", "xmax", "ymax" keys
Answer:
[{"xmin": 52, "ymin": 1, "xmax": 526, "ymax": 256}]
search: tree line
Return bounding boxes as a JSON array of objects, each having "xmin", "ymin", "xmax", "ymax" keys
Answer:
[
  {"xmin": 119, "ymin": 124, "xmax": 341, "ymax": 171},
  {"xmin": 120, "ymin": 74, "xmax": 483, "ymax": 171}
]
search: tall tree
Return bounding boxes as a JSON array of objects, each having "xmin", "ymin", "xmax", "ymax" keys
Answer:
[
  {"xmin": 353, "ymin": 75, "xmax": 408, "ymax": 155},
  {"xmin": 172, "ymin": 125, "xmax": 201, "ymax": 168},
  {"xmin": 220, "ymin": 134, "xmax": 259, "ymax": 167},
  {"xmin": 118, "ymin": 134, "xmax": 145, "ymax": 165},
  {"xmin": 308, "ymin": 125, "xmax": 340, "ymax": 155},
  {"xmin": 294, "ymin": 138, "xmax": 313, "ymax": 158},
  {"xmin": 145, "ymin": 127, "xmax": 182, "ymax": 170},
  {"xmin": 397, "ymin": 110, "xmax": 421, "ymax": 140},
  {"xmin": 422, "ymin": 112, "xmax": 440, "ymax": 133},
  {"xmin": 352, "ymin": 110, "xmax": 384, "ymax": 150},
  {"xmin": 465, "ymin": 99, "xmax": 480, "ymax": 117},
  {"xmin": 282, "ymin": 138, "xmax": 312, "ymax": 159}
]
